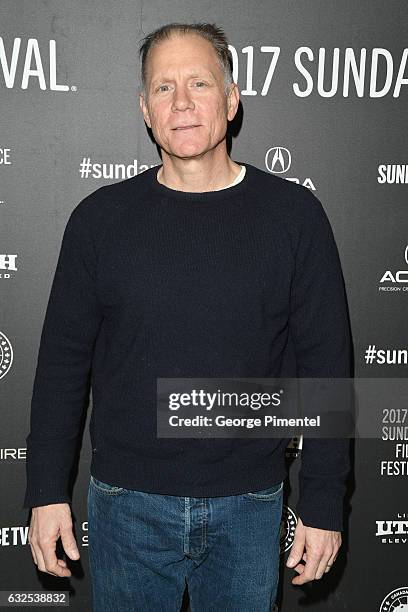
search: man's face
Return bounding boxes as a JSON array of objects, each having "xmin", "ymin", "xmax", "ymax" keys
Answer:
[{"xmin": 139, "ymin": 33, "xmax": 239, "ymax": 160}]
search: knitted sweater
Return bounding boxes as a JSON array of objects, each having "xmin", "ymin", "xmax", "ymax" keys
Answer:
[{"xmin": 23, "ymin": 162, "xmax": 351, "ymax": 531}]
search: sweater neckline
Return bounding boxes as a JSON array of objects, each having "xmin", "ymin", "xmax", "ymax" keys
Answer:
[{"xmin": 145, "ymin": 161, "xmax": 251, "ymax": 205}]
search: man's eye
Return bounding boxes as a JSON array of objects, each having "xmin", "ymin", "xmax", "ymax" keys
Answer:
[
  {"xmin": 157, "ymin": 85, "xmax": 170, "ymax": 92},
  {"xmin": 194, "ymin": 81, "xmax": 206, "ymax": 87}
]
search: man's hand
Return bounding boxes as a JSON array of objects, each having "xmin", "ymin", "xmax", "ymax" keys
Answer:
[
  {"xmin": 28, "ymin": 503, "xmax": 80, "ymax": 578},
  {"xmin": 286, "ymin": 516, "xmax": 341, "ymax": 584}
]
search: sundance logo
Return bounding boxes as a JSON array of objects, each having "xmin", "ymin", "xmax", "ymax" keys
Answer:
[
  {"xmin": 293, "ymin": 47, "xmax": 408, "ymax": 99},
  {"xmin": 378, "ymin": 164, "xmax": 408, "ymax": 184},
  {"xmin": 0, "ymin": 148, "xmax": 11, "ymax": 164},
  {"xmin": 0, "ymin": 38, "xmax": 73, "ymax": 91}
]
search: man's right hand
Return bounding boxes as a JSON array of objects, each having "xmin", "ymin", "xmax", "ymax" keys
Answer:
[{"xmin": 28, "ymin": 503, "xmax": 80, "ymax": 577}]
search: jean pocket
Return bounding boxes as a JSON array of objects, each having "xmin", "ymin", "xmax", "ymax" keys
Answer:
[
  {"xmin": 90, "ymin": 475, "xmax": 127, "ymax": 496},
  {"xmin": 243, "ymin": 480, "xmax": 284, "ymax": 501}
]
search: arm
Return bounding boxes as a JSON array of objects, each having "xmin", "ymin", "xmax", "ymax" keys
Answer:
[
  {"xmin": 286, "ymin": 187, "xmax": 352, "ymax": 583},
  {"xmin": 23, "ymin": 199, "xmax": 104, "ymax": 509}
]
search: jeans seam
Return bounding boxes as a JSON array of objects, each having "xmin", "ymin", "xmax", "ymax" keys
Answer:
[
  {"xmin": 243, "ymin": 481, "xmax": 284, "ymax": 500},
  {"xmin": 90, "ymin": 475, "xmax": 127, "ymax": 495},
  {"xmin": 203, "ymin": 498, "xmax": 208, "ymax": 553},
  {"xmin": 197, "ymin": 498, "xmax": 207, "ymax": 555},
  {"xmin": 183, "ymin": 497, "xmax": 190, "ymax": 555}
]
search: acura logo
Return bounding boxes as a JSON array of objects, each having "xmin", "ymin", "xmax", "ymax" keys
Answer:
[
  {"xmin": 265, "ymin": 147, "xmax": 291, "ymax": 174},
  {"xmin": 379, "ymin": 245, "xmax": 408, "ymax": 286}
]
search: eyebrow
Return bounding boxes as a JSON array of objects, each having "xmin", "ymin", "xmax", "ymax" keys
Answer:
[{"xmin": 151, "ymin": 71, "xmax": 215, "ymax": 87}]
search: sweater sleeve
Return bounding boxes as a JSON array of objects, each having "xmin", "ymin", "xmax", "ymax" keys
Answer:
[
  {"xmin": 289, "ymin": 187, "xmax": 352, "ymax": 532},
  {"xmin": 22, "ymin": 199, "xmax": 104, "ymax": 509}
]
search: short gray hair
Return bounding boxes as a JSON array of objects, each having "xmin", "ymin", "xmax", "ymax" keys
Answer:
[{"xmin": 138, "ymin": 22, "xmax": 234, "ymax": 99}]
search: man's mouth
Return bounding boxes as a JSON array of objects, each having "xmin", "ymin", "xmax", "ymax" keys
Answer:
[{"xmin": 173, "ymin": 125, "xmax": 200, "ymax": 130}]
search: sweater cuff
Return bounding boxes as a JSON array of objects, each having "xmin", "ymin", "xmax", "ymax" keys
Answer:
[
  {"xmin": 22, "ymin": 483, "xmax": 72, "ymax": 510},
  {"xmin": 296, "ymin": 490, "xmax": 345, "ymax": 532},
  {"xmin": 295, "ymin": 437, "xmax": 350, "ymax": 532},
  {"xmin": 22, "ymin": 439, "xmax": 76, "ymax": 509}
]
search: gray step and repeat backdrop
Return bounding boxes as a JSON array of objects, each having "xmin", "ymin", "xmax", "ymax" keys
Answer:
[{"xmin": 1, "ymin": 1, "xmax": 407, "ymax": 611}]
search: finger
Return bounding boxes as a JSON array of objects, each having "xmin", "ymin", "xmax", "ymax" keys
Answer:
[
  {"xmin": 33, "ymin": 544, "xmax": 47, "ymax": 574},
  {"xmin": 41, "ymin": 540, "xmax": 72, "ymax": 577},
  {"xmin": 286, "ymin": 531, "xmax": 306, "ymax": 568},
  {"xmin": 315, "ymin": 553, "xmax": 333, "ymax": 580},
  {"xmin": 292, "ymin": 552, "xmax": 321, "ymax": 585},
  {"xmin": 28, "ymin": 522, "xmax": 38, "ymax": 566},
  {"xmin": 328, "ymin": 549, "xmax": 339, "ymax": 565},
  {"xmin": 60, "ymin": 526, "xmax": 80, "ymax": 561},
  {"xmin": 293, "ymin": 563, "xmax": 306, "ymax": 576},
  {"xmin": 324, "ymin": 549, "xmax": 339, "ymax": 573},
  {"xmin": 28, "ymin": 539, "xmax": 38, "ymax": 565},
  {"xmin": 292, "ymin": 552, "xmax": 307, "ymax": 570}
]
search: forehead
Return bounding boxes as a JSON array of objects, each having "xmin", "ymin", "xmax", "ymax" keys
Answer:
[{"xmin": 146, "ymin": 33, "xmax": 222, "ymax": 81}]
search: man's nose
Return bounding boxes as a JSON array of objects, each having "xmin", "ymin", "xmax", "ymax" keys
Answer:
[{"xmin": 171, "ymin": 85, "xmax": 195, "ymax": 111}]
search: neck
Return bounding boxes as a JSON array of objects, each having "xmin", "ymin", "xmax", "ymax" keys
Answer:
[{"xmin": 157, "ymin": 150, "xmax": 242, "ymax": 193}]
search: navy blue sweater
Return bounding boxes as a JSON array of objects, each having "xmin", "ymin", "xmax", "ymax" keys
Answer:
[{"xmin": 23, "ymin": 162, "xmax": 351, "ymax": 531}]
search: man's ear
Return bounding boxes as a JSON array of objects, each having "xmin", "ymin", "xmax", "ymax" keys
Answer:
[
  {"xmin": 139, "ymin": 92, "xmax": 152, "ymax": 128},
  {"xmin": 227, "ymin": 82, "xmax": 239, "ymax": 122}
]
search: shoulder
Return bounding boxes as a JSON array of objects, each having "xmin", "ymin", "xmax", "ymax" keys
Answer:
[
  {"xmin": 67, "ymin": 165, "xmax": 158, "ymax": 230},
  {"xmin": 244, "ymin": 162, "xmax": 330, "ymax": 227}
]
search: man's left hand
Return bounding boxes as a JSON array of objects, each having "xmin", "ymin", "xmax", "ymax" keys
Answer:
[{"xmin": 285, "ymin": 517, "xmax": 341, "ymax": 584}]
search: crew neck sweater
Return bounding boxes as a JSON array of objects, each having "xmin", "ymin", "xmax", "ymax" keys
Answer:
[
  {"xmin": 157, "ymin": 164, "xmax": 246, "ymax": 191},
  {"xmin": 23, "ymin": 161, "xmax": 351, "ymax": 532},
  {"xmin": 215, "ymin": 164, "xmax": 246, "ymax": 189}
]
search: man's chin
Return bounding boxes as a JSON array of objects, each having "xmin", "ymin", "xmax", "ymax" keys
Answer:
[{"xmin": 166, "ymin": 147, "xmax": 209, "ymax": 160}]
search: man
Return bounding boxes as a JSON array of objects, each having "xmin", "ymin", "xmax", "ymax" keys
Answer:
[{"xmin": 24, "ymin": 22, "xmax": 351, "ymax": 611}]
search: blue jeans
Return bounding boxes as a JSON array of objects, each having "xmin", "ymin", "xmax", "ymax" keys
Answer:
[{"xmin": 87, "ymin": 475, "xmax": 283, "ymax": 611}]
